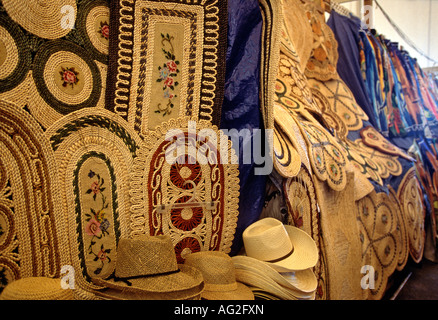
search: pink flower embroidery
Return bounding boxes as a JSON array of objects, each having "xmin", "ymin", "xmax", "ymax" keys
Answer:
[
  {"xmin": 63, "ymin": 70, "xmax": 77, "ymax": 84},
  {"xmin": 98, "ymin": 21, "xmax": 109, "ymax": 40},
  {"xmin": 97, "ymin": 249, "xmax": 107, "ymax": 261},
  {"xmin": 101, "ymin": 24, "xmax": 109, "ymax": 39},
  {"xmin": 85, "ymin": 219, "xmax": 101, "ymax": 236},
  {"xmin": 90, "ymin": 181, "xmax": 100, "ymax": 194}
]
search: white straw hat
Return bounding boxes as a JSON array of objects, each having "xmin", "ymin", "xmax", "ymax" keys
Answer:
[
  {"xmin": 232, "ymin": 255, "xmax": 317, "ymax": 294},
  {"xmin": 242, "ymin": 217, "xmax": 318, "ymax": 272}
]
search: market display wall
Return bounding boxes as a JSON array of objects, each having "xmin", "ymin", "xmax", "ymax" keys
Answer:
[{"xmin": 0, "ymin": 0, "xmax": 437, "ymax": 300}]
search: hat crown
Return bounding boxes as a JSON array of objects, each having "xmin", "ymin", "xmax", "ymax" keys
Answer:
[
  {"xmin": 115, "ymin": 235, "xmax": 178, "ymax": 278},
  {"xmin": 243, "ymin": 218, "xmax": 293, "ymax": 262},
  {"xmin": 185, "ymin": 251, "xmax": 236, "ymax": 286}
]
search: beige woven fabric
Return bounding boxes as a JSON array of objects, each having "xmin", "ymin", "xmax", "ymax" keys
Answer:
[
  {"xmin": 397, "ymin": 167, "xmax": 426, "ymax": 263},
  {"xmin": 44, "ymin": 108, "xmax": 142, "ymax": 293},
  {"xmin": 130, "ymin": 118, "xmax": 240, "ymax": 262},
  {"xmin": 0, "ymin": 99, "xmax": 69, "ymax": 289},
  {"xmin": 313, "ymin": 171, "xmax": 363, "ymax": 300}
]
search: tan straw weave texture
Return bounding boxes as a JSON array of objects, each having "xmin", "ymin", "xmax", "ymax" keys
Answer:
[
  {"xmin": 44, "ymin": 108, "xmax": 142, "ymax": 294},
  {"xmin": 105, "ymin": 0, "xmax": 228, "ymax": 134},
  {"xmin": 0, "ymin": 277, "xmax": 74, "ymax": 300},
  {"xmin": 130, "ymin": 118, "xmax": 240, "ymax": 263},
  {"xmin": 0, "ymin": 99, "xmax": 69, "ymax": 292}
]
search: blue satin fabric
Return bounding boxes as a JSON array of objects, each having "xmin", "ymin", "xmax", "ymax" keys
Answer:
[{"xmin": 221, "ymin": 0, "xmax": 267, "ymax": 255}]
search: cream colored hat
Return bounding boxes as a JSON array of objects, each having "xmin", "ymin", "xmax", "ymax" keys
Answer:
[
  {"xmin": 232, "ymin": 255, "xmax": 317, "ymax": 294},
  {"xmin": 91, "ymin": 235, "xmax": 204, "ymax": 300},
  {"xmin": 242, "ymin": 217, "xmax": 318, "ymax": 272},
  {"xmin": 184, "ymin": 251, "xmax": 254, "ymax": 300}
]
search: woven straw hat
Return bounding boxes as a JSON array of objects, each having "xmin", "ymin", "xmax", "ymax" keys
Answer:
[
  {"xmin": 0, "ymin": 277, "xmax": 74, "ymax": 300},
  {"xmin": 232, "ymin": 255, "xmax": 317, "ymax": 294},
  {"xmin": 92, "ymin": 235, "xmax": 204, "ymax": 300},
  {"xmin": 184, "ymin": 251, "xmax": 254, "ymax": 300},
  {"xmin": 242, "ymin": 218, "xmax": 318, "ymax": 272}
]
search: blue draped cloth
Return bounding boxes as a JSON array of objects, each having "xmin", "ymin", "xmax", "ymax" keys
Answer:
[{"xmin": 221, "ymin": 0, "xmax": 267, "ymax": 255}]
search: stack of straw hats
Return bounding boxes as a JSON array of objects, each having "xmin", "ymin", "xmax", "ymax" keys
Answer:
[
  {"xmin": 184, "ymin": 251, "xmax": 254, "ymax": 300},
  {"xmin": 233, "ymin": 217, "xmax": 319, "ymax": 300},
  {"xmin": 0, "ymin": 235, "xmax": 255, "ymax": 300}
]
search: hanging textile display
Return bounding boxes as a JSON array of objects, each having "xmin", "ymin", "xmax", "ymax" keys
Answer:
[
  {"xmin": 105, "ymin": 0, "xmax": 228, "ymax": 133},
  {"xmin": 0, "ymin": 99, "xmax": 69, "ymax": 288},
  {"xmin": 1, "ymin": 0, "xmax": 438, "ymax": 301},
  {"xmin": 129, "ymin": 118, "xmax": 240, "ymax": 263},
  {"xmin": 44, "ymin": 108, "xmax": 142, "ymax": 292}
]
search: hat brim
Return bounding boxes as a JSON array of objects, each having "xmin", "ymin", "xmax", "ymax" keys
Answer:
[
  {"xmin": 92, "ymin": 264, "xmax": 204, "ymax": 298},
  {"xmin": 92, "ymin": 283, "xmax": 204, "ymax": 300},
  {"xmin": 234, "ymin": 268, "xmax": 315, "ymax": 300},
  {"xmin": 201, "ymin": 282, "xmax": 254, "ymax": 300},
  {"xmin": 232, "ymin": 255, "xmax": 317, "ymax": 293},
  {"xmin": 266, "ymin": 225, "xmax": 318, "ymax": 272}
]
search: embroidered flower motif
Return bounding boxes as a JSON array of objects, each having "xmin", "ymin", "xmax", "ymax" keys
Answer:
[
  {"xmin": 166, "ymin": 60, "xmax": 178, "ymax": 73},
  {"xmin": 164, "ymin": 76, "xmax": 175, "ymax": 89},
  {"xmin": 90, "ymin": 181, "xmax": 100, "ymax": 195},
  {"xmin": 88, "ymin": 170, "xmax": 96, "ymax": 178},
  {"xmin": 84, "ymin": 169, "xmax": 112, "ymax": 275},
  {"xmin": 155, "ymin": 33, "xmax": 180, "ymax": 116},
  {"xmin": 86, "ymin": 173, "xmax": 106, "ymax": 200},
  {"xmin": 94, "ymin": 244, "xmax": 112, "ymax": 275},
  {"xmin": 99, "ymin": 218, "xmax": 110, "ymax": 233},
  {"xmin": 60, "ymin": 66, "xmax": 79, "ymax": 89},
  {"xmin": 163, "ymin": 90, "xmax": 174, "ymax": 99},
  {"xmin": 160, "ymin": 67, "xmax": 170, "ymax": 80},
  {"xmin": 99, "ymin": 21, "xmax": 109, "ymax": 40},
  {"xmin": 85, "ymin": 218, "xmax": 101, "ymax": 236}
]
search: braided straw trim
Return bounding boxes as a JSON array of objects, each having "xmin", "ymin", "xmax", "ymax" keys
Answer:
[
  {"xmin": 397, "ymin": 167, "xmax": 426, "ymax": 264},
  {"xmin": 130, "ymin": 117, "xmax": 239, "ymax": 256},
  {"xmin": 387, "ymin": 186, "xmax": 409, "ymax": 272},
  {"xmin": 113, "ymin": 0, "xmax": 134, "ymax": 118},
  {"xmin": 0, "ymin": 99, "xmax": 70, "ymax": 281},
  {"xmin": 0, "ymin": 71, "xmax": 33, "ymax": 109},
  {"xmin": 45, "ymin": 108, "xmax": 142, "ymax": 293},
  {"xmin": 258, "ymin": 0, "xmax": 283, "ymax": 130},
  {"xmin": 0, "ymin": 25, "xmax": 18, "ymax": 80},
  {"xmin": 85, "ymin": 5, "xmax": 110, "ymax": 55}
]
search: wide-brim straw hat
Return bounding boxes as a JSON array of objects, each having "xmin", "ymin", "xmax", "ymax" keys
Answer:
[
  {"xmin": 0, "ymin": 277, "xmax": 74, "ymax": 300},
  {"xmin": 184, "ymin": 251, "xmax": 254, "ymax": 300},
  {"xmin": 242, "ymin": 217, "xmax": 318, "ymax": 272},
  {"xmin": 233, "ymin": 268, "xmax": 315, "ymax": 300},
  {"xmin": 91, "ymin": 236, "xmax": 204, "ymax": 300},
  {"xmin": 232, "ymin": 255, "xmax": 317, "ymax": 294}
]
